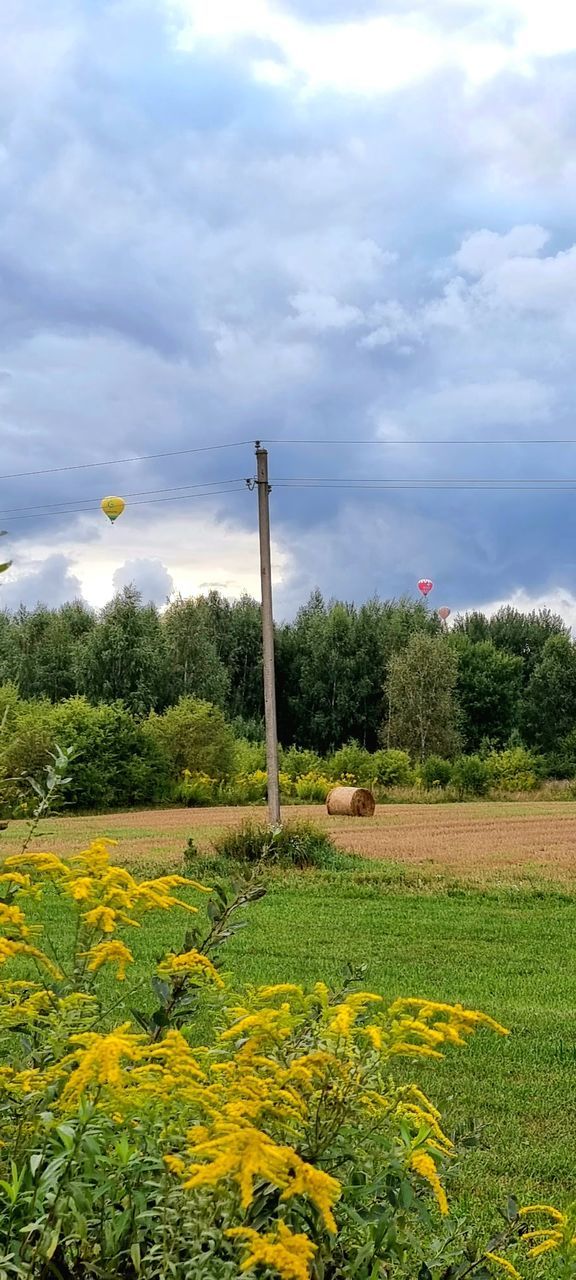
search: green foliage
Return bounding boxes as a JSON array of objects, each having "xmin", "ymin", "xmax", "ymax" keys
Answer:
[
  {"xmin": 80, "ymin": 586, "xmax": 170, "ymax": 714},
  {"xmin": 387, "ymin": 632, "xmax": 460, "ymax": 762},
  {"xmin": 520, "ymin": 632, "xmax": 576, "ymax": 753},
  {"xmin": 326, "ymin": 740, "xmax": 375, "ymax": 784},
  {"xmin": 281, "ymin": 745, "xmax": 323, "ymax": 780},
  {"xmin": 420, "ymin": 755, "xmax": 453, "ymax": 790},
  {"xmin": 452, "ymin": 636, "xmax": 523, "ymax": 752},
  {"xmin": 486, "ymin": 746, "xmax": 542, "ymax": 792},
  {"xmin": 0, "ymin": 694, "xmax": 170, "ymax": 813},
  {"xmin": 293, "ymin": 772, "xmax": 332, "ymax": 803},
  {"xmin": 233, "ymin": 737, "xmax": 267, "ymax": 774},
  {"xmin": 213, "ymin": 818, "xmax": 350, "ymax": 869},
  {"xmin": 163, "ymin": 595, "xmax": 230, "ymax": 706},
  {"xmin": 1, "ymin": 584, "xmax": 576, "ymax": 773},
  {"xmin": 451, "ymin": 754, "xmax": 491, "ymax": 798},
  {"xmin": 371, "ymin": 749, "xmax": 414, "ymax": 786},
  {"xmin": 146, "ymin": 696, "xmax": 237, "ymax": 779}
]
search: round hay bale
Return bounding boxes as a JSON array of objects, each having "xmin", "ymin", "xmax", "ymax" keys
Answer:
[{"xmin": 326, "ymin": 786, "xmax": 375, "ymax": 817}]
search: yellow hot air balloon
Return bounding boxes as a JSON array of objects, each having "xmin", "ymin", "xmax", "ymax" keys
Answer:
[{"xmin": 101, "ymin": 496, "xmax": 125, "ymax": 524}]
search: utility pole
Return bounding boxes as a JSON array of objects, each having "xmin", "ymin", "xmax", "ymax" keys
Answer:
[{"xmin": 254, "ymin": 443, "xmax": 281, "ymax": 826}]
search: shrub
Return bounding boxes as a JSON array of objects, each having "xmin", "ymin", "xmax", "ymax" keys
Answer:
[
  {"xmin": 232, "ymin": 737, "xmax": 267, "ymax": 774},
  {"xmin": 213, "ymin": 817, "xmax": 349, "ymax": 869},
  {"xmin": 175, "ymin": 771, "xmax": 219, "ymax": 807},
  {"xmin": 486, "ymin": 746, "xmax": 542, "ymax": 792},
  {"xmin": 420, "ymin": 755, "xmax": 453, "ymax": 790},
  {"xmin": 294, "ymin": 771, "xmax": 332, "ymax": 803},
  {"xmin": 223, "ymin": 770, "xmax": 269, "ymax": 804},
  {"xmin": 0, "ymin": 695, "xmax": 170, "ymax": 813},
  {"xmin": 145, "ymin": 697, "xmax": 236, "ymax": 779},
  {"xmin": 281, "ymin": 746, "xmax": 323, "ymax": 780},
  {"xmin": 451, "ymin": 754, "xmax": 491, "ymax": 798},
  {"xmin": 326, "ymin": 741, "xmax": 374, "ymax": 784},
  {"xmin": 372, "ymin": 748, "xmax": 414, "ymax": 787},
  {"xmin": 0, "ymin": 825, "xmax": 523, "ymax": 1279}
]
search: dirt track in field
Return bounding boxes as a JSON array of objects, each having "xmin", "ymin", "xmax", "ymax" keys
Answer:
[{"xmin": 4, "ymin": 801, "xmax": 576, "ymax": 882}]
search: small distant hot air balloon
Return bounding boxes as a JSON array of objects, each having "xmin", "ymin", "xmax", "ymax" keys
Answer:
[
  {"xmin": 417, "ymin": 578, "xmax": 434, "ymax": 599},
  {"xmin": 101, "ymin": 496, "xmax": 125, "ymax": 524},
  {"xmin": 438, "ymin": 606, "xmax": 451, "ymax": 622}
]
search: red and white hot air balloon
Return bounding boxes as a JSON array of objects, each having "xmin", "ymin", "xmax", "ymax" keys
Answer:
[
  {"xmin": 438, "ymin": 606, "xmax": 451, "ymax": 622},
  {"xmin": 417, "ymin": 578, "xmax": 434, "ymax": 599}
]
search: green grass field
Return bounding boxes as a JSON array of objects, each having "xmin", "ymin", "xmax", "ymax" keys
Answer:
[
  {"xmin": 27, "ymin": 861, "xmax": 576, "ymax": 1223},
  {"xmin": 4, "ymin": 802, "xmax": 575, "ymax": 1228}
]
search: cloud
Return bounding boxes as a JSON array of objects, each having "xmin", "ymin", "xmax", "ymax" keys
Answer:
[
  {"xmin": 112, "ymin": 557, "xmax": 175, "ymax": 605},
  {"xmin": 0, "ymin": 554, "xmax": 84, "ymax": 610},
  {"xmin": 3, "ymin": 0, "xmax": 576, "ymax": 623}
]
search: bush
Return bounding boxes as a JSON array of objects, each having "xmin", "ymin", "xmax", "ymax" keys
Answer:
[
  {"xmin": 486, "ymin": 746, "xmax": 542, "ymax": 792},
  {"xmin": 232, "ymin": 737, "xmax": 267, "ymax": 774},
  {"xmin": 175, "ymin": 771, "xmax": 219, "ymax": 807},
  {"xmin": 294, "ymin": 771, "xmax": 332, "ymax": 803},
  {"xmin": 281, "ymin": 746, "xmax": 323, "ymax": 780},
  {"xmin": 372, "ymin": 748, "xmax": 414, "ymax": 787},
  {"xmin": 145, "ymin": 697, "xmax": 236, "ymax": 779},
  {"xmin": 213, "ymin": 818, "xmax": 348, "ymax": 869},
  {"xmin": 326, "ymin": 741, "xmax": 375, "ymax": 785},
  {"xmin": 420, "ymin": 755, "xmax": 453, "ymax": 790},
  {"xmin": 451, "ymin": 754, "xmax": 491, "ymax": 798},
  {"xmin": 0, "ymin": 694, "xmax": 170, "ymax": 813}
]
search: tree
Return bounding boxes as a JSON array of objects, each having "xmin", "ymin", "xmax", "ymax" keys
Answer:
[
  {"xmin": 452, "ymin": 636, "xmax": 522, "ymax": 751},
  {"xmin": 80, "ymin": 587, "xmax": 170, "ymax": 714},
  {"xmin": 163, "ymin": 597, "xmax": 229, "ymax": 706},
  {"xmin": 386, "ymin": 632, "xmax": 460, "ymax": 760},
  {"xmin": 520, "ymin": 633, "xmax": 576, "ymax": 752},
  {"xmin": 487, "ymin": 606, "xmax": 567, "ymax": 680},
  {"xmin": 145, "ymin": 696, "xmax": 236, "ymax": 778}
]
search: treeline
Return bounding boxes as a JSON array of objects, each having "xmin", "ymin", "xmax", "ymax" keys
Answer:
[{"xmin": 0, "ymin": 585, "xmax": 575, "ymax": 764}]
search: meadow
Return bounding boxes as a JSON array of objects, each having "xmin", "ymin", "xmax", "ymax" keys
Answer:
[{"xmin": 3, "ymin": 800, "xmax": 575, "ymax": 1226}]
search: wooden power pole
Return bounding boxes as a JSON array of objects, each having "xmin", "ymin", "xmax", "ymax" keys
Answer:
[{"xmin": 254, "ymin": 443, "xmax": 281, "ymax": 826}]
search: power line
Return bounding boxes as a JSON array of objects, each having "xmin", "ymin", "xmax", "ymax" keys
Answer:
[
  {"xmin": 0, "ymin": 479, "xmax": 247, "ymax": 518},
  {"xmin": 273, "ymin": 478, "xmax": 576, "ymax": 489},
  {"xmin": 0, "ymin": 440, "xmax": 253, "ymax": 482},
  {"xmin": 264, "ymin": 437, "xmax": 576, "ymax": 446},
  {"xmin": 4, "ymin": 434, "xmax": 576, "ymax": 484},
  {"xmin": 1, "ymin": 487, "xmax": 246, "ymax": 523}
]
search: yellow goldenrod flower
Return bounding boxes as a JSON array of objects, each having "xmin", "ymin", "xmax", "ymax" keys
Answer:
[
  {"xmin": 257, "ymin": 983, "xmax": 305, "ymax": 1001},
  {"xmin": 528, "ymin": 1239, "xmax": 560, "ymax": 1258},
  {"xmin": 83, "ymin": 905, "xmax": 119, "ymax": 934},
  {"xmin": 0, "ymin": 937, "xmax": 61, "ymax": 978},
  {"xmin": 280, "ymin": 1154, "xmax": 341, "ymax": 1233},
  {"xmin": 362, "ymin": 1024, "xmax": 383, "ymax": 1050},
  {"xmin": 61, "ymin": 1024, "xmax": 146, "ymax": 1105},
  {"xmin": 0, "ymin": 902, "xmax": 31, "ymax": 937},
  {"xmin": 520, "ymin": 1204, "xmax": 567, "ymax": 1223},
  {"xmin": 157, "ymin": 949, "xmax": 224, "ymax": 988},
  {"xmin": 4, "ymin": 851, "xmax": 67, "ymax": 876},
  {"xmin": 228, "ymin": 1222, "xmax": 317, "ymax": 1280},
  {"xmin": 410, "ymin": 1149, "xmax": 449, "ymax": 1216},
  {"xmin": 485, "ymin": 1251, "xmax": 522, "ymax": 1278},
  {"xmin": 221, "ymin": 1005, "xmax": 293, "ymax": 1047},
  {"xmin": 84, "ymin": 939, "xmax": 134, "ymax": 981},
  {"xmin": 327, "ymin": 1004, "xmax": 356, "ymax": 1038},
  {"xmin": 0, "ymin": 872, "xmax": 31, "ymax": 889}
]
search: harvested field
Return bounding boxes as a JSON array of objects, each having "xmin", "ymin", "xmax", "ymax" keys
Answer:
[{"xmin": 4, "ymin": 800, "xmax": 576, "ymax": 881}]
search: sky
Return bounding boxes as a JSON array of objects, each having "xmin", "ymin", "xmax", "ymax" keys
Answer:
[{"xmin": 3, "ymin": 0, "xmax": 576, "ymax": 621}]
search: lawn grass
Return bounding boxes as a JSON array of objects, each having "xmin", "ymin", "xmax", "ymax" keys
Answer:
[
  {"xmin": 21, "ymin": 857, "xmax": 576, "ymax": 1226},
  {"xmin": 224, "ymin": 874, "xmax": 576, "ymax": 1218}
]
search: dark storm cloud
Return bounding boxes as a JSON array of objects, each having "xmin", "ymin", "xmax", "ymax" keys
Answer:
[
  {"xmin": 1, "ymin": 555, "xmax": 84, "ymax": 610},
  {"xmin": 2, "ymin": 0, "xmax": 576, "ymax": 613}
]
